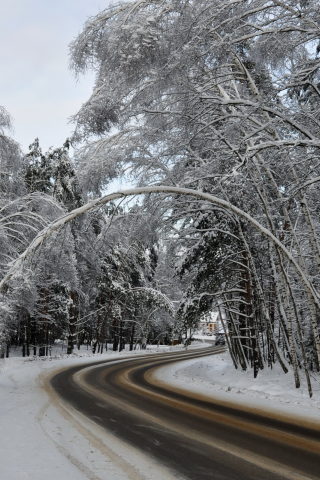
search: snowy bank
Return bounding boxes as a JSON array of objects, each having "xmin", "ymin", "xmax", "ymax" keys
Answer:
[
  {"xmin": 0, "ymin": 345, "xmax": 197, "ymax": 480},
  {"xmin": 154, "ymin": 350, "xmax": 320, "ymax": 422}
]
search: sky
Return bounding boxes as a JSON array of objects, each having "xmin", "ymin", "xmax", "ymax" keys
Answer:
[{"xmin": 1, "ymin": 0, "xmax": 110, "ymax": 154}]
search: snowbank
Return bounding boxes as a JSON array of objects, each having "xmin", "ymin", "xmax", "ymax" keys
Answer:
[
  {"xmin": 154, "ymin": 351, "xmax": 320, "ymax": 422},
  {"xmin": 0, "ymin": 345, "xmax": 193, "ymax": 480}
]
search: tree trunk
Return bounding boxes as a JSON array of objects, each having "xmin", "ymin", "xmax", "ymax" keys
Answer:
[
  {"xmin": 67, "ymin": 291, "xmax": 77, "ymax": 355},
  {"xmin": 130, "ymin": 323, "xmax": 135, "ymax": 351}
]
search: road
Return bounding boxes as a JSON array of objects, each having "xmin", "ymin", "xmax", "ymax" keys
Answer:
[{"xmin": 51, "ymin": 347, "xmax": 320, "ymax": 480}]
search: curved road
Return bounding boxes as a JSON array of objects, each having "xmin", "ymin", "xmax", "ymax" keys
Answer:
[{"xmin": 51, "ymin": 347, "xmax": 320, "ymax": 480}]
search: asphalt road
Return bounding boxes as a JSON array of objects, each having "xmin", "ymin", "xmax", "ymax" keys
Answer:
[{"xmin": 51, "ymin": 347, "xmax": 320, "ymax": 480}]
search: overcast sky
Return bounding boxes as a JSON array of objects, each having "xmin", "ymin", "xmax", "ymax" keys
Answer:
[{"xmin": 1, "ymin": 0, "xmax": 109, "ymax": 153}]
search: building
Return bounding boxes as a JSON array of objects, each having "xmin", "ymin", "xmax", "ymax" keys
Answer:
[{"xmin": 199, "ymin": 311, "xmax": 220, "ymax": 334}]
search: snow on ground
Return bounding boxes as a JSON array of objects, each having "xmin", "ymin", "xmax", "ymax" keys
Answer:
[
  {"xmin": 154, "ymin": 350, "xmax": 320, "ymax": 422},
  {"xmin": 193, "ymin": 334, "xmax": 216, "ymax": 340},
  {"xmin": 3, "ymin": 340, "xmax": 319, "ymax": 480},
  {"xmin": 5, "ymin": 341, "xmax": 193, "ymax": 358},
  {"xmin": 0, "ymin": 344, "xmax": 201, "ymax": 480}
]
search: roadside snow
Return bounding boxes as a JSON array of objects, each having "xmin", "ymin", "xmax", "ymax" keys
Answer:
[
  {"xmin": 0, "ymin": 345, "xmax": 194, "ymax": 480},
  {"xmin": 4, "ymin": 341, "xmax": 317, "ymax": 480},
  {"xmin": 154, "ymin": 350, "xmax": 320, "ymax": 422}
]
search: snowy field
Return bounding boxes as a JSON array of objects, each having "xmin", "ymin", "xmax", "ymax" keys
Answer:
[{"xmin": 1, "ymin": 343, "xmax": 320, "ymax": 480}]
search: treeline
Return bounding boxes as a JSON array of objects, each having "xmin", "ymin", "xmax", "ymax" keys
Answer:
[{"xmin": 0, "ymin": 136, "xmax": 180, "ymax": 358}]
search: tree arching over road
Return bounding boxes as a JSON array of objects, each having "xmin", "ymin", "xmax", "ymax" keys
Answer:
[
  {"xmin": 2, "ymin": 186, "xmax": 318, "ymax": 308},
  {"xmin": 1, "ymin": 184, "xmax": 320, "ymax": 396}
]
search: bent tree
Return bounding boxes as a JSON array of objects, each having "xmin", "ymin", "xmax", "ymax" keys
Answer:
[{"xmin": 1, "ymin": 185, "xmax": 320, "ymax": 396}]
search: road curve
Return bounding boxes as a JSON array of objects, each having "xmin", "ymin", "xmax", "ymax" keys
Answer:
[{"xmin": 51, "ymin": 347, "xmax": 320, "ymax": 480}]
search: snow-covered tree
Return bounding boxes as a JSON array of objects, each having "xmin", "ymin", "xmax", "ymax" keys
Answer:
[
  {"xmin": 2, "ymin": 0, "xmax": 320, "ymax": 397},
  {"xmin": 66, "ymin": 0, "xmax": 320, "ymax": 394}
]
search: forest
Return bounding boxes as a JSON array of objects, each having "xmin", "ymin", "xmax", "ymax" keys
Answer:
[{"xmin": 1, "ymin": 0, "xmax": 320, "ymax": 397}]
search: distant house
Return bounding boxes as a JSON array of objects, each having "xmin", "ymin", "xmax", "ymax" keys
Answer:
[{"xmin": 199, "ymin": 311, "xmax": 220, "ymax": 333}]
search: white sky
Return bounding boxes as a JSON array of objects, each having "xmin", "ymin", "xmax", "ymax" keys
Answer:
[{"xmin": 1, "ymin": 0, "xmax": 109, "ymax": 153}]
